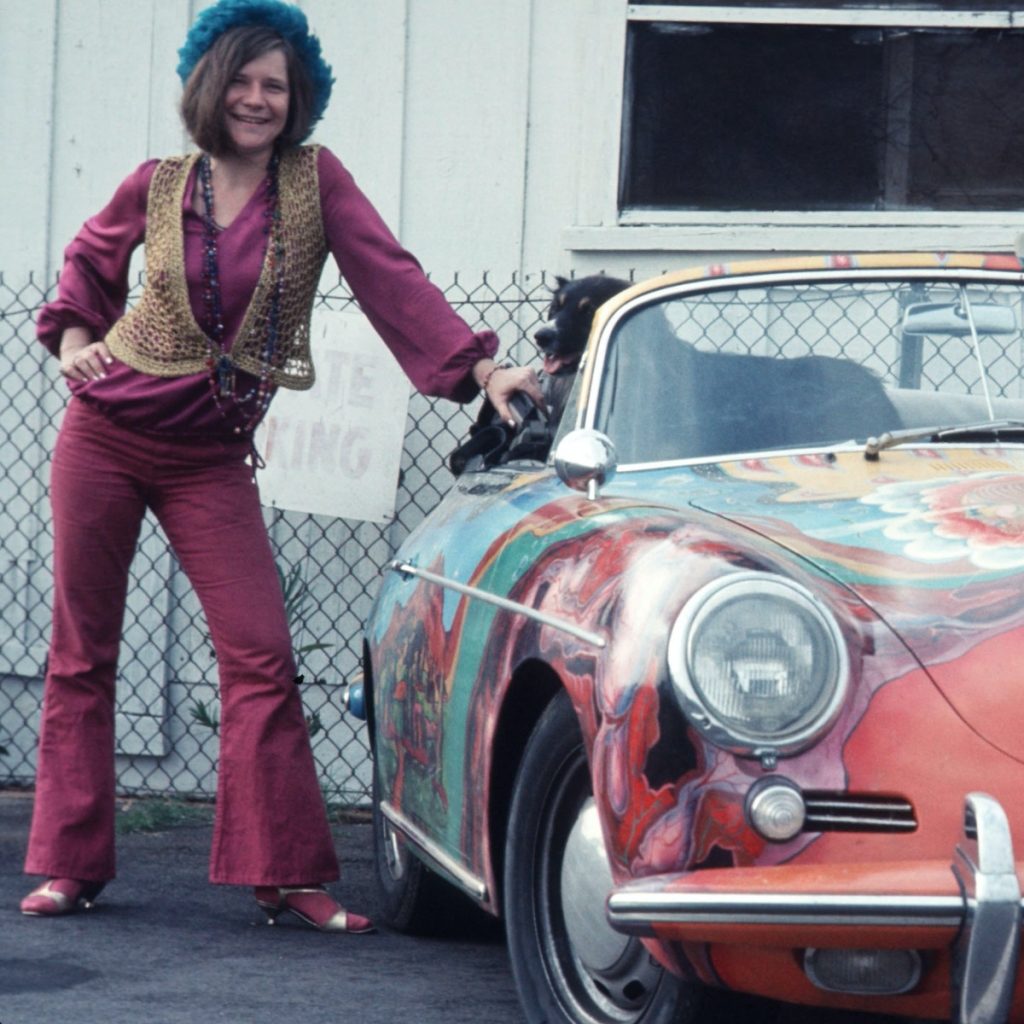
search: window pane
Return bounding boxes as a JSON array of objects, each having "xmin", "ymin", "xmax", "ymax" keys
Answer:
[
  {"xmin": 909, "ymin": 32, "xmax": 1024, "ymax": 209},
  {"xmin": 593, "ymin": 280, "xmax": 1024, "ymax": 464},
  {"xmin": 621, "ymin": 21, "xmax": 1024, "ymax": 211}
]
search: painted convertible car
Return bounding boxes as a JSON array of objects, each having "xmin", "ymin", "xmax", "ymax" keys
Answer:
[{"xmin": 360, "ymin": 253, "xmax": 1024, "ymax": 1024}]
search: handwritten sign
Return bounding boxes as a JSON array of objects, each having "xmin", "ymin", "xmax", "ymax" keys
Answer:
[{"xmin": 254, "ymin": 310, "xmax": 410, "ymax": 522}]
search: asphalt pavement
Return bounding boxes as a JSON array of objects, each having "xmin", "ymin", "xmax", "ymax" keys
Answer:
[
  {"xmin": 1, "ymin": 790, "xmax": 931, "ymax": 1024},
  {"xmin": 0, "ymin": 790, "xmax": 523, "ymax": 1024}
]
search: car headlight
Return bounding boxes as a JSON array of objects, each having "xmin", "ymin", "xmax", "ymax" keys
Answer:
[{"xmin": 667, "ymin": 572, "xmax": 849, "ymax": 758}]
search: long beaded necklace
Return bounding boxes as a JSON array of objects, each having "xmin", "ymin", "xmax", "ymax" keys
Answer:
[{"xmin": 198, "ymin": 151, "xmax": 284, "ymax": 434}]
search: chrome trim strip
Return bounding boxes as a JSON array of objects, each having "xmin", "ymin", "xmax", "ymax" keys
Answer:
[
  {"xmin": 627, "ymin": 6, "xmax": 1021, "ymax": 31},
  {"xmin": 806, "ymin": 797, "xmax": 914, "ymax": 814},
  {"xmin": 388, "ymin": 560, "xmax": 607, "ymax": 649},
  {"xmin": 803, "ymin": 795, "xmax": 918, "ymax": 833},
  {"xmin": 607, "ymin": 891, "xmax": 965, "ymax": 934},
  {"xmin": 610, "ymin": 435, "xmax": 1024, "ymax": 476},
  {"xmin": 803, "ymin": 815, "xmax": 918, "ymax": 833},
  {"xmin": 380, "ymin": 800, "xmax": 488, "ymax": 903},
  {"xmin": 952, "ymin": 793, "xmax": 1021, "ymax": 1024}
]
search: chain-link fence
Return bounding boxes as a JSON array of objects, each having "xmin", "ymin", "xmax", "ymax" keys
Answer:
[
  {"xmin": 10, "ymin": 270, "xmax": 1009, "ymax": 810},
  {"xmin": 0, "ymin": 271, "xmax": 559, "ymax": 808}
]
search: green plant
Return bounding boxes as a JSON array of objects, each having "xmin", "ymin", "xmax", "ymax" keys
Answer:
[
  {"xmin": 189, "ymin": 561, "xmax": 332, "ymax": 737},
  {"xmin": 321, "ymin": 782, "xmax": 371, "ymax": 823},
  {"xmin": 116, "ymin": 798, "xmax": 212, "ymax": 834},
  {"xmin": 189, "ymin": 698, "xmax": 220, "ymax": 735},
  {"xmin": 305, "ymin": 709, "xmax": 323, "ymax": 738},
  {"xmin": 278, "ymin": 563, "xmax": 332, "ymax": 665}
]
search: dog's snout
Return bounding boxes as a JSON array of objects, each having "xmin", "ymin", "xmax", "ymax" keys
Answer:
[{"xmin": 534, "ymin": 326, "xmax": 556, "ymax": 351}]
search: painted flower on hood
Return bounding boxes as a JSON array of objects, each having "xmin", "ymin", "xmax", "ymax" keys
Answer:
[{"xmin": 862, "ymin": 473, "xmax": 1024, "ymax": 569}]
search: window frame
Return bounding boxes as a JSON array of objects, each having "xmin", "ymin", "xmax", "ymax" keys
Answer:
[{"xmin": 566, "ymin": 4, "xmax": 1024, "ymax": 257}]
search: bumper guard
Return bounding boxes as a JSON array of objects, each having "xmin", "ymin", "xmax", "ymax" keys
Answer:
[{"xmin": 607, "ymin": 792, "xmax": 1022, "ymax": 1024}]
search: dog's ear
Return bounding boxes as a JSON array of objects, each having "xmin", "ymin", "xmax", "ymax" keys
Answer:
[{"xmin": 547, "ymin": 275, "xmax": 570, "ymax": 319}]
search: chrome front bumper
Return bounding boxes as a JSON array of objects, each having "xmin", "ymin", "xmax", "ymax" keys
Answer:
[{"xmin": 607, "ymin": 793, "xmax": 1022, "ymax": 1024}]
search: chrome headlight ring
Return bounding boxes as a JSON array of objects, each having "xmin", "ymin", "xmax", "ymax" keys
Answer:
[{"xmin": 667, "ymin": 572, "xmax": 849, "ymax": 760}]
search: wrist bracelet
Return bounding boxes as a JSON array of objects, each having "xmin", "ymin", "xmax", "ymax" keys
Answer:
[{"xmin": 480, "ymin": 362, "xmax": 510, "ymax": 393}]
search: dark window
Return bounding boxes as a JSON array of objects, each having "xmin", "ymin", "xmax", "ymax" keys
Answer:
[
  {"xmin": 621, "ymin": 20, "xmax": 1024, "ymax": 211},
  {"xmin": 628, "ymin": 1, "xmax": 1024, "ymax": 9}
]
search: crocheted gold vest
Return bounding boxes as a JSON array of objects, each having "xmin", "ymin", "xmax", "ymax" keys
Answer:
[{"xmin": 104, "ymin": 145, "xmax": 327, "ymax": 390}]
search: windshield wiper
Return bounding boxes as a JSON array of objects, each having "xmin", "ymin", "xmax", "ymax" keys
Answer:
[{"xmin": 865, "ymin": 420, "xmax": 1024, "ymax": 460}]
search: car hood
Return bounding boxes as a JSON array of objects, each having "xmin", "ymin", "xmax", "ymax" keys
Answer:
[{"xmin": 660, "ymin": 447, "xmax": 1024, "ymax": 761}]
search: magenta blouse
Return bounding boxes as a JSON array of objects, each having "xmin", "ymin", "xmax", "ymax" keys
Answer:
[{"xmin": 37, "ymin": 146, "xmax": 498, "ymax": 438}]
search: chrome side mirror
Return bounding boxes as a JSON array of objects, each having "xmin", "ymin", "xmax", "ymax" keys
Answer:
[
  {"xmin": 554, "ymin": 430, "xmax": 617, "ymax": 499},
  {"xmin": 902, "ymin": 298, "xmax": 1017, "ymax": 337}
]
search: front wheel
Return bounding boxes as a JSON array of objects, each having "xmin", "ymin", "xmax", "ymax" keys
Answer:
[
  {"xmin": 371, "ymin": 759, "xmax": 448, "ymax": 934},
  {"xmin": 504, "ymin": 690, "xmax": 700, "ymax": 1024}
]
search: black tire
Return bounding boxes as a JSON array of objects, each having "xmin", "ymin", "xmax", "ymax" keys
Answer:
[
  {"xmin": 504, "ymin": 690, "xmax": 700, "ymax": 1024},
  {"xmin": 371, "ymin": 759, "xmax": 450, "ymax": 934}
]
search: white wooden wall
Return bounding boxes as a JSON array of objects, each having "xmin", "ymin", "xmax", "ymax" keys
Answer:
[
  {"xmin": 4, "ymin": 1, "xmax": 1021, "ymax": 288},
  {"xmin": 0, "ymin": 0, "xmax": 646, "ymax": 287}
]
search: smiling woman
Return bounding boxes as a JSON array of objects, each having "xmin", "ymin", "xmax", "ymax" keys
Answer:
[
  {"xmin": 21, "ymin": 0, "xmax": 542, "ymax": 933},
  {"xmin": 181, "ymin": 24, "xmax": 304, "ymax": 163},
  {"xmin": 222, "ymin": 50, "xmax": 291, "ymax": 161}
]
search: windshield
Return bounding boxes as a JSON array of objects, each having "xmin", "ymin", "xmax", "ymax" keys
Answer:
[{"xmin": 593, "ymin": 278, "xmax": 1024, "ymax": 464}]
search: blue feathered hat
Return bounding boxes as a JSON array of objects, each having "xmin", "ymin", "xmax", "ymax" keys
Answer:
[{"xmin": 177, "ymin": 0, "xmax": 334, "ymax": 136}]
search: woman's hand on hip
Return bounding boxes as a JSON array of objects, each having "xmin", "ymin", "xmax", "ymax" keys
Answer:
[{"xmin": 60, "ymin": 333, "xmax": 114, "ymax": 382}]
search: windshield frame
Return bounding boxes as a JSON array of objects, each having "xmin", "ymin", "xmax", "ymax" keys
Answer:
[{"xmin": 573, "ymin": 265, "xmax": 1024, "ymax": 471}]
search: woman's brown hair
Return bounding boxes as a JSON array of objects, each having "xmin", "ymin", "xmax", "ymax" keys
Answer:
[{"xmin": 180, "ymin": 24, "xmax": 315, "ymax": 155}]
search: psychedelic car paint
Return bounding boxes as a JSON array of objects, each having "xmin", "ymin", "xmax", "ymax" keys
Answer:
[{"xmin": 364, "ymin": 254, "xmax": 1024, "ymax": 1024}]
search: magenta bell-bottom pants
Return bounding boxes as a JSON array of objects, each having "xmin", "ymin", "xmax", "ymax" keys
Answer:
[{"xmin": 24, "ymin": 398, "xmax": 340, "ymax": 886}]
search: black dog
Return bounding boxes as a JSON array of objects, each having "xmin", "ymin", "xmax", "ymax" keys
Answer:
[
  {"xmin": 534, "ymin": 275, "xmax": 630, "ymax": 424},
  {"xmin": 448, "ymin": 275, "xmax": 629, "ymax": 474}
]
